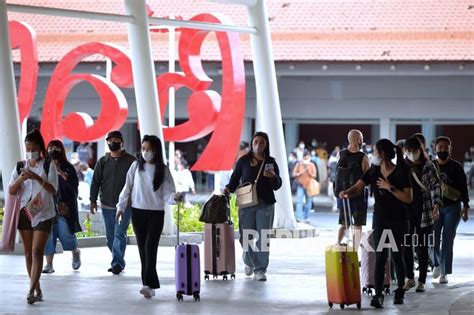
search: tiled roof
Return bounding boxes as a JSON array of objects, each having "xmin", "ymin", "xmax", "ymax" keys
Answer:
[{"xmin": 7, "ymin": 0, "xmax": 474, "ymax": 62}]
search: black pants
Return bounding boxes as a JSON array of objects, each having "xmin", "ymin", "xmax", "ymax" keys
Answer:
[
  {"xmin": 131, "ymin": 208, "xmax": 165, "ymax": 289},
  {"xmin": 404, "ymin": 215, "xmax": 433, "ymax": 284},
  {"xmin": 373, "ymin": 220, "xmax": 408, "ymax": 295}
]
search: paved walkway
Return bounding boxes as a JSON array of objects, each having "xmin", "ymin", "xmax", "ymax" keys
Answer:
[{"xmin": 1, "ymin": 230, "xmax": 473, "ymax": 314}]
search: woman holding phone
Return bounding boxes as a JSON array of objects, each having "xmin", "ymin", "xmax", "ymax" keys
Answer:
[{"xmin": 224, "ymin": 132, "xmax": 282, "ymax": 281}]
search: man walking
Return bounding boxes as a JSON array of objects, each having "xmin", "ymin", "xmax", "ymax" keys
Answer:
[{"xmin": 90, "ymin": 131, "xmax": 136, "ymax": 274}]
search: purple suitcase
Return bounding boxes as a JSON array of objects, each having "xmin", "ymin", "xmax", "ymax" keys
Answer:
[{"xmin": 175, "ymin": 201, "xmax": 201, "ymax": 301}]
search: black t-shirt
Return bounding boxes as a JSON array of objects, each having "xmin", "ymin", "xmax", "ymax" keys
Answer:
[
  {"xmin": 406, "ymin": 160, "xmax": 424, "ymax": 219},
  {"xmin": 437, "ymin": 159, "xmax": 470, "ymax": 208},
  {"xmin": 361, "ymin": 165, "xmax": 412, "ymax": 227}
]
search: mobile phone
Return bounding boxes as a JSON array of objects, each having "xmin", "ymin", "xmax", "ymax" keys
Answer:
[{"xmin": 264, "ymin": 163, "xmax": 274, "ymax": 172}]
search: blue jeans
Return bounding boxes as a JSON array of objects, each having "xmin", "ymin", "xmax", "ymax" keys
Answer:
[
  {"xmin": 45, "ymin": 216, "xmax": 79, "ymax": 255},
  {"xmin": 432, "ymin": 203, "xmax": 461, "ymax": 275},
  {"xmin": 295, "ymin": 185, "xmax": 312, "ymax": 221},
  {"xmin": 102, "ymin": 207, "xmax": 131, "ymax": 269},
  {"xmin": 238, "ymin": 202, "xmax": 275, "ymax": 273}
]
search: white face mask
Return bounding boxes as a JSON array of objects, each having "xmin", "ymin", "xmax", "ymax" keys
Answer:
[
  {"xmin": 407, "ymin": 151, "xmax": 420, "ymax": 163},
  {"xmin": 26, "ymin": 151, "xmax": 40, "ymax": 161},
  {"xmin": 299, "ymin": 144, "xmax": 305, "ymax": 150},
  {"xmin": 371, "ymin": 155, "xmax": 381, "ymax": 166},
  {"xmin": 142, "ymin": 151, "xmax": 154, "ymax": 162}
]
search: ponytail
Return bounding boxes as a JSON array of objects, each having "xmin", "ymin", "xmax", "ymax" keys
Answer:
[{"xmin": 394, "ymin": 145, "xmax": 406, "ymax": 169}]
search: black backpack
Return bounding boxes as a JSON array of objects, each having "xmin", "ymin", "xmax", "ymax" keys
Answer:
[
  {"xmin": 199, "ymin": 194, "xmax": 230, "ymax": 224},
  {"xmin": 334, "ymin": 150, "xmax": 365, "ymax": 196}
]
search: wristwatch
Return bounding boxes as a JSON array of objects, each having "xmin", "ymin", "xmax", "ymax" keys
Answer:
[{"xmin": 389, "ymin": 186, "xmax": 396, "ymax": 193}]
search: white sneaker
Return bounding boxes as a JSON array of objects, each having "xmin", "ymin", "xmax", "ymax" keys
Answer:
[
  {"xmin": 432, "ymin": 266, "xmax": 441, "ymax": 279},
  {"xmin": 72, "ymin": 249, "xmax": 81, "ymax": 270},
  {"xmin": 139, "ymin": 286, "xmax": 155, "ymax": 298},
  {"xmin": 244, "ymin": 264, "xmax": 254, "ymax": 277},
  {"xmin": 254, "ymin": 272, "xmax": 267, "ymax": 281},
  {"xmin": 439, "ymin": 274, "xmax": 448, "ymax": 284}
]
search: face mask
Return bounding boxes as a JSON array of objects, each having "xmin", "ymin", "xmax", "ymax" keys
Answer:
[
  {"xmin": 288, "ymin": 156, "xmax": 295, "ymax": 162},
  {"xmin": 108, "ymin": 142, "xmax": 122, "ymax": 152},
  {"xmin": 48, "ymin": 150, "xmax": 62, "ymax": 160},
  {"xmin": 407, "ymin": 151, "xmax": 420, "ymax": 163},
  {"xmin": 299, "ymin": 144, "xmax": 305, "ymax": 150},
  {"xmin": 26, "ymin": 151, "xmax": 40, "ymax": 161},
  {"xmin": 371, "ymin": 155, "xmax": 381, "ymax": 166},
  {"xmin": 437, "ymin": 151, "xmax": 449, "ymax": 161},
  {"xmin": 303, "ymin": 158, "xmax": 311, "ymax": 164},
  {"xmin": 142, "ymin": 151, "xmax": 154, "ymax": 162}
]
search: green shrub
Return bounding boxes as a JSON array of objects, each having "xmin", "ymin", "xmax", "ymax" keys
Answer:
[
  {"xmin": 173, "ymin": 195, "xmax": 240, "ymax": 233},
  {"xmin": 173, "ymin": 202, "xmax": 205, "ymax": 232},
  {"xmin": 77, "ymin": 213, "xmax": 100, "ymax": 238}
]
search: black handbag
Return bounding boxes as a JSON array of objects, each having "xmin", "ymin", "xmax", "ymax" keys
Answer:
[{"xmin": 199, "ymin": 194, "xmax": 229, "ymax": 224}]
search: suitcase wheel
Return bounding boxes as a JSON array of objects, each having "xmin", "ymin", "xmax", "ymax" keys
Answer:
[
  {"xmin": 357, "ymin": 302, "xmax": 361, "ymax": 309},
  {"xmin": 368, "ymin": 288, "xmax": 373, "ymax": 296},
  {"xmin": 204, "ymin": 274, "xmax": 210, "ymax": 281},
  {"xmin": 231, "ymin": 274, "xmax": 235, "ymax": 279},
  {"xmin": 176, "ymin": 292, "xmax": 183, "ymax": 301},
  {"xmin": 328, "ymin": 302, "xmax": 333, "ymax": 308},
  {"xmin": 340, "ymin": 304, "xmax": 345, "ymax": 310},
  {"xmin": 193, "ymin": 293, "xmax": 200, "ymax": 302},
  {"xmin": 223, "ymin": 275, "xmax": 228, "ymax": 281},
  {"xmin": 385, "ymin": 287, "xmax": 391, "ymax": 295},
  {"xmin": 362, "ymin": 287, "xmax": 367, "ymax": 295},
  {"xmin": 213, "ymin": 275, "xmax": 218, "ymax": 279}
]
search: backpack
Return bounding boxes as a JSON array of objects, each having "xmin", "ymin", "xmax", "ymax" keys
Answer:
[
  {"xmin": 199, "ymin": 194, "xmax": 230, "ymax": 224},
  {"xmin": 334, "ymin": 150, "xmax": 365, "ymax": 196}
]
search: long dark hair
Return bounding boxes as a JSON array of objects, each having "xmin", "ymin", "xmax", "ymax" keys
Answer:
[
  {"xmin": 375, "ymin": 138, "xmax": 406, "ymax": 169},
  {"xmin": 247, "ymin": 131, "xmax": 271, "ymax": 158},
  {"xmin": 24, "ymin": 129, "xmax": 47, "ymax": 160},
  {"xmin": 404, "ymin": 136, "xmax": 427, "ymax": 164},
  {"xmin": 138, "ymin": 135, "xmax": 165, "ymax": 191},
  {"xmin": 47, "ymin": 139, "xmax": 68, "ymax": 163}
]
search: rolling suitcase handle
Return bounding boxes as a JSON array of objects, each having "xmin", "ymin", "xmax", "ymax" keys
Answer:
[{"xmin": 342, "ymin": 197, "xmax": 355, "ymax": 248}]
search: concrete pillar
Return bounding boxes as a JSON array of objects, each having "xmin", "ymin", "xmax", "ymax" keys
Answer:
[
  {"xmin": 422, "ymin": 121, "xmax": 436, "ymax": 152},
  {"xmin": 284, "ymin": 122, "xmax": 298, "ymax": 158},
  {"xmin": 379, "ymin": 117, "xmax": 393, "ymax": 141},
  {"xmin": 247, "ymin": 0, "xmax": 296, "ymax": 229},
  {"xmin": 0, "ymin": 0, "xmax": 23, "ymax": 193},
  {"xmin": 241, "ymin": 117, "xmax": 253, "ymax": 143}
]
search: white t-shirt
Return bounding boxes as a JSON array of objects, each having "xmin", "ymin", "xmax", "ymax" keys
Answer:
[
  {"xmin": 172, "ymin": 169, "xmax": 195, "ymax": 193},
  {"xmin": 9, "ymin": 159, "xmax": 58, "ymax": 227},
  {"xmin": 116, "ymin": 161, "xmax": 176, "ymax": 212}
]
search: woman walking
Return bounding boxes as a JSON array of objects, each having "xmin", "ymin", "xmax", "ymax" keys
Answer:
[
  {"xmin": 42, "ymin": 140, "xmax": 82, "ymax": 274},
  {"xmin": 116, "ymin": 135, "xmax": 179, "ymax": 298},
  {"xmin": 224, "ymin": 131, "xmax": 282, "ymax": 281},
  {"xmin": 8, "ymin": 129, "xmax": 58, "ymax": 304},
  {"xmin": 340, "ymin": 139, "xmax": 412, "ymax": 308}
]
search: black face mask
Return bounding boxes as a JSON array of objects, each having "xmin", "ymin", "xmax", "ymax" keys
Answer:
[
  {"xmin": 437, "ymin": 151, "xmax": 449, "ymax": 161},
  {"xmin": 48, "ymin": 150, "xmax": 62, "ymax": 160},
  {"xmin": 108, "ymin": 142, "xmax": 122, "ymax": 152}
]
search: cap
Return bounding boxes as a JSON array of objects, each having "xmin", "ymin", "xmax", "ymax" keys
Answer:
[{"xmin": 105, "ymin": 130, "xmax": 123, "ymax": 142}]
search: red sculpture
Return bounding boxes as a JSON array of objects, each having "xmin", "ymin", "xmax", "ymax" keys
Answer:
[
  {"xmin": 10, "ymin": 12, "xmax": 245, "ymax": 171},
  {"xmin": 9, "ymin": 21, "xmax": 38, "ymax": 126}
]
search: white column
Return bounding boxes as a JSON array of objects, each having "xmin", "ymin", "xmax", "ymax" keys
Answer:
[
  {"xmin": 168, "ymin": 21, "xmax": 176, "ymax": 170},
  {"xmin": 247, "ymin": 0, "xmax": 296, "ymax": 229},
  {"xmin": 124, "ymin": 0, "xmax": 164, "ymax": 150},
  {"xmin": 0, "ymin": 0, "xmax": 23, "ymax": 194}
]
